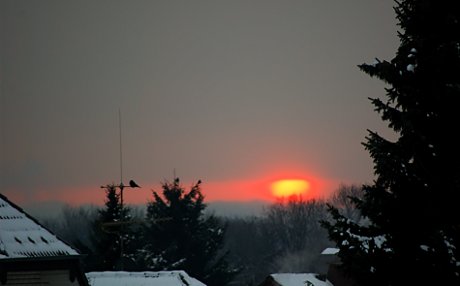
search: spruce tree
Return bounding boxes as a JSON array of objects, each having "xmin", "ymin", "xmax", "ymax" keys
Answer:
[
  {"xmin": 93, "ymin": 184, "xmax": 137, "ymax": 270},
  {"xmin": 139, "ymin": 178, "xmax": 238, "ymax": 286},
  {"xmin": 322, "ymin": 1, "xmax": 460, "ymax": 285}
]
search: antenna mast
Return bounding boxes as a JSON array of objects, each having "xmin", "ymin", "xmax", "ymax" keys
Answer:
[
  {"xmin": 119, "ymin": 108, "xmax": 123, "ymax": 185},
  {"xmin": 100, "ymin": 109, "xmax": 141, "ymax": 271}
]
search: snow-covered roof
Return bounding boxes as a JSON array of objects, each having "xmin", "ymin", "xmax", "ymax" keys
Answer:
[
  {"xmin": 0, "ymin": 193, "xmax": 79, "ymax": 259},
  {"xmin": 270, "ymin": 273, "xmax": 333, "ymax": 286},
  {"xmin": 86, "ymin": 271, "xmax": 207, "ymax": 286}
]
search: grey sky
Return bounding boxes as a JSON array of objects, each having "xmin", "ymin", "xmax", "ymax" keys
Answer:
[{"xmin": 1, "ymin": 0, "xmax": 398, "ymax": 204}]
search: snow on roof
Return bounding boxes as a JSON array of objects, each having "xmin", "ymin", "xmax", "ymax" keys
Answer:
[
  {"xmin": 86, "ymin": 271, "xmax": 207, "ymax": 286},
  {"xmin": 270, "ymin": 273, "xmax": 333, "ymax": 286},
  {"xmin": 321, "ymin": 248, "xmax": 339, "ymax": 255},
  {"xmin": 0, "ymin": 193, "xmax": 79, "ymax": 259}
]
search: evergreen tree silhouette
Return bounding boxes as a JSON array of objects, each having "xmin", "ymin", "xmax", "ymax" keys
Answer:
[
  {"xmin": 92, "ymin": 185, "xmax": 137, "ymax": 270},
  {"xmin": 139, "ymin": 178, "xmax": 239, "ymax": 286},
  {"xmin": 322, "ymin": 1, "xmax": 460, "ymax": 285}
]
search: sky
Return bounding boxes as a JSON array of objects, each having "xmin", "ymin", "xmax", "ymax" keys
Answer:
[{"xmin": 0, "ymin": 0, "xmax": 399, "ymax": 209}]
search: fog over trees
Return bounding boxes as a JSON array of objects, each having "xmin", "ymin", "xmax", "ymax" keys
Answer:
[{"xmin": 38, "ymin": 183, "xmax": 362, "ymax": 286}]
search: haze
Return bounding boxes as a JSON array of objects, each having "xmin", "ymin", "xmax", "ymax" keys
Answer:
[{"xmin": 0, "ymin": 1, "xmax": 398, "ymax": 207}]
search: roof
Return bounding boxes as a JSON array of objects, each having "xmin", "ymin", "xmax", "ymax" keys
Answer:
[
  {"xmin": 0, "ymin": 193, "xmax": 79, "ymax": 259},
  {"xmin": 86, "ymin": 271, "xmax": 207, "ymax": 286},
  {"xmin": 270, "ymin": 273, "xmax": 333, "ymax": 286}
]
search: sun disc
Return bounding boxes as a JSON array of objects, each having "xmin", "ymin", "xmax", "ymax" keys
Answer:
[{"xmin": 271, "ymin": 179, "xmax": 310, "ymax": 197}]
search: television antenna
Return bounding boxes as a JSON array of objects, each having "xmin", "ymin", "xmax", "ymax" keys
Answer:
[{"xmin": 100, "ymin": 108, "xmax": 141, "ymax": 270}]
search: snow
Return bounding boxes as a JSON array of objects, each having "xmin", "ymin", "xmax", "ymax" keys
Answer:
[
  {"xmin": 342, "ymin": 228, "xmax": 392, "ymax": 253},
  {"xmin": 0, "ymin": 193, "xmax": 79, "ymax": 258},
  {"xmin": 420, "ymin": 245, "xmax": 430, "ymax": 251},
  {"xmin": 406, "ymin": 64, "xmax": 415, "ymax": 72},
  {"xmin": 370, "ymin": 59, "xmax": 380, "ymax": 67},
  {"xmin": 270, "ymin": 273, "xmax": 333, "ymax": 286},
  {"xmin": 86, "ymin": 271, "xmax": 207, "ymax": 286},
  {"xmin": 321, "ymin": 248, "xmax": 339, "ymax": 255}
]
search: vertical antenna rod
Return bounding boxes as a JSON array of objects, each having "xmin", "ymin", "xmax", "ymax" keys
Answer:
[
  {"xmin": 118, "ymin": 108, "xmax": 124, "ymax": 271},
  {"xmin": 99, "ymin": 108, "xmax": 141, "ymax": 271},
  {"xmin": 119, "ymin": 108, "xmax": 123, "ymax": 185}
]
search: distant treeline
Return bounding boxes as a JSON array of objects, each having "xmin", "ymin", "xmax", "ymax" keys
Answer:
[{"xmin": 39, "ymin": 184, "xmax": 363, "ymax": 286}]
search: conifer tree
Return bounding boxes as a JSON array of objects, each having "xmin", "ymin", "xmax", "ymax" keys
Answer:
[
  {"xmin": 139, "ymin": 178, "xmax": 238, "ymax": 286},
  {"xmin": 322, "ymin": 1, "xmax": 460, "ymax": 285},
  {"xmin": 92, "ymin": 184, "xmax": 137, "ymax": 270}
]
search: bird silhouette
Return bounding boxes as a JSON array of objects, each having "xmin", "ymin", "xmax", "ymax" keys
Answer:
[{"xmin": 129, "ymin": 179, "xmax": 141, "ymax": 188}]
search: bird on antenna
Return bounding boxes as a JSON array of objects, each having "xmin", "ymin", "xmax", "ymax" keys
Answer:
[{"xmin": 129, "ymin": 179, "xmax": 141, "ymax": 188}]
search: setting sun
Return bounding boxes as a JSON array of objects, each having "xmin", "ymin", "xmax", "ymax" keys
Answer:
[{"xmin": 270, "ymin": 179, "xmax": 310, "ymax": 198}]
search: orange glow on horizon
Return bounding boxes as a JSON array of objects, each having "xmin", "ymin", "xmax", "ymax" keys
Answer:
[
  {"xmin": 270, "ymin": 179, "xmax": 310, "ymax": 198},
  {"xmin": 3, "ymin": 170, "xmax": 340, "ymax": 206}
]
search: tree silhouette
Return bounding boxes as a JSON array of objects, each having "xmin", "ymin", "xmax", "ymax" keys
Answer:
[
  {"xmin": 322, "ymin": 1, "xmax": 460, "ymax": 285},
  {"xmin": 139, "ymin": 178, "xmax": 238, "ymax": 286},
  {"xmin": 92, "ymin": 184, "xmax": 137, "ymax": 270}
]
